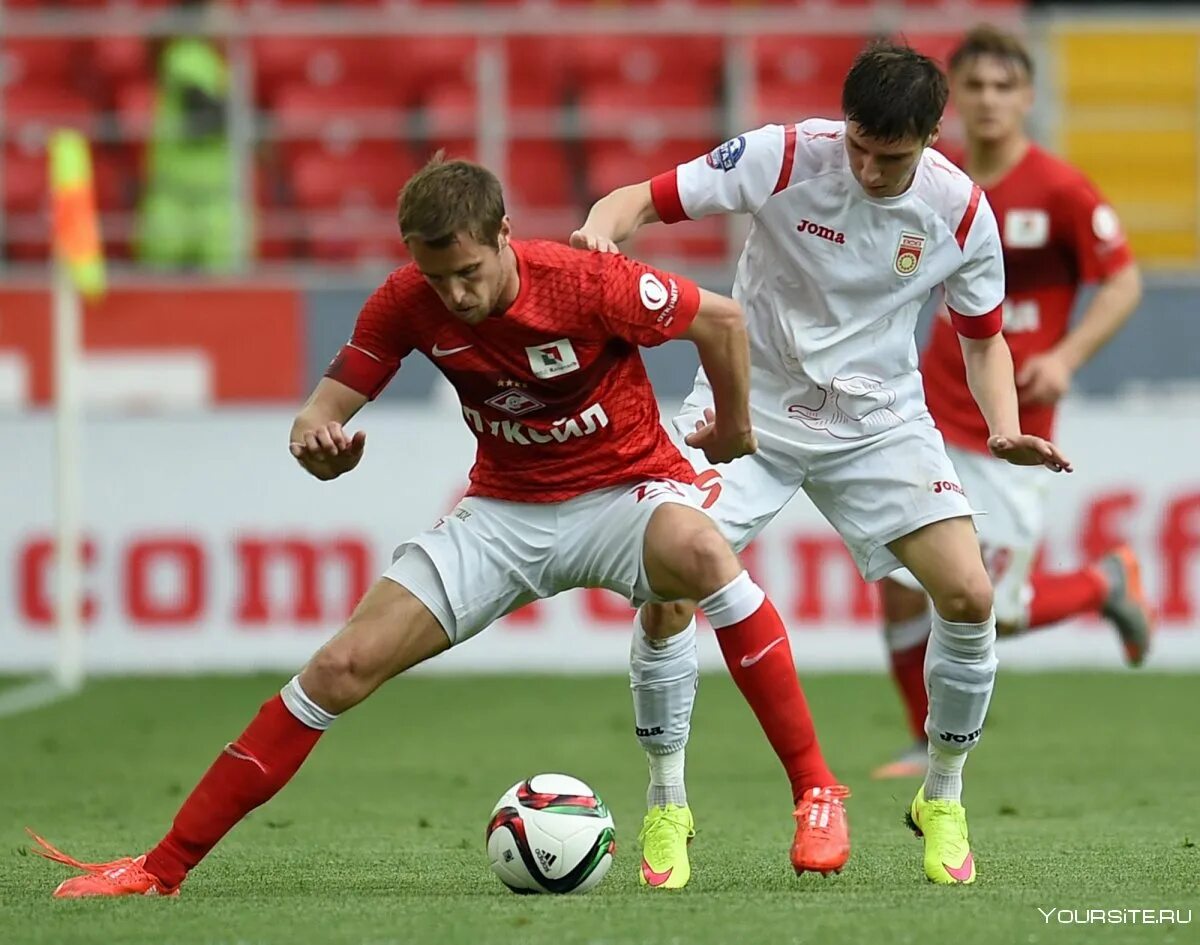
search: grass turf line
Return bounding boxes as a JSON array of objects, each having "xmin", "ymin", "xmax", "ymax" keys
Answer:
[{"xmin": 1, "ymin": 673, "xmax": 1197, "ymax": 945}]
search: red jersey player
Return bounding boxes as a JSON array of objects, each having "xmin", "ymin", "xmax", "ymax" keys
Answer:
[
  {"xmin": 874, "ymin": 26, "xmax": 1151, "ymax": 779},
  {"xmin": 30, "ymin": 157, "xmax": 850, "ymax": 897}
]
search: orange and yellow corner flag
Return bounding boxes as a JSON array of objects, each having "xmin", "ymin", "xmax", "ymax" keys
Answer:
[{"xmin": 48, "ymin": 129, "xmax": 106, "ymax": 301}]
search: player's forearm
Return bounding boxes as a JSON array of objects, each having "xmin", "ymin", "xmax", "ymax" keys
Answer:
[
  {"xmin": 687, "ymin": 292, "xmax": 752, "ymax": 435},
  {"xmin": 580, "ymin": 182, "xmax": 660, "ymax": 244},
  {"xmin": 1053, "ymin": 263, "xmax": 1142, "ymax": 371},
  {"xmin": 291, "ymin": 377, "xmax": 367, "ymax": 439},
  {"xmin": 961, "ymin": 333, "xmax": 1022, "ymax": 438}
]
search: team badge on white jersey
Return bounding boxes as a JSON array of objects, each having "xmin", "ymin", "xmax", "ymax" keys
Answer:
[
  {"xmin": 894, "ymin": 232, "xmax": 926, "ymax": 276},
  {"xmin": 706, "ymin": 136, "xmax": 747, "ymax": 172},
  {"xmin": 526, "ymin": 339, "xmax": 580, "ymax": 379}
]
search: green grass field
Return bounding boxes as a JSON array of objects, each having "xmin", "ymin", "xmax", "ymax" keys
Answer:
[{"xmin": 1, "ymin": 672, "xmax": 1197, "ymax": 945}]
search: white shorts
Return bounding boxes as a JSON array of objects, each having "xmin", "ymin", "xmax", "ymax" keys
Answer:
[
  {"xmin": 384, "ymin": 480, "xmax": 701, "ymax": 645},
  {"xmin": 891, "ymin": 444, "xmax": 1051, "ymax": 624},
  {"xmin": 674, "ymin": 389, "xmax": 977, "ymax": 582}
]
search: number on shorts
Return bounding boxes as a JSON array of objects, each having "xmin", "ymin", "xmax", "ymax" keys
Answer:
[{"xmin": 694, "ymin": 469, "xmax": 723, "ymax": 510}]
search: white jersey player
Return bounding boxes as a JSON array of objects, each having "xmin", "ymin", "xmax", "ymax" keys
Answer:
[{"xmin": 574, "ymin": 40, "xmax": 1072, "ymax": 886}]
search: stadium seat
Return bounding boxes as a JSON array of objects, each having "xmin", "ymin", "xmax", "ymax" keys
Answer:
[
  {"xmin": 0, "ymin": 39, "xmax": 86, "ymax": 85},
  {"xmin": 506, "ymin": 140, "xmax": 575, "ymax": 209},
  {"xmin": 2, "ymin": 144, "xmax": 46, "ymax": 214},
  {"xmin": 305, "ymin": 209, "xmax": 407, "ymax": 264},
  {"xmin": 271, "ymin": 83, "xmax": 406, "ymax": 139},
  {"xmin": 92, "ymin": 144, "xmax": 136, "ymax": 212},
  {"xmin": 569, "ymin": 35, "xmax": 724, "ymax": 88},
  {"xmin": 753, "ymin": 34, "xmax": 869, "ymax": 124},
  {"xmin": 113, "ymin": 80, "xmax": 157, "ymax": 137},
  {"xmin": 252, "ymin": 37, "xmax": 402, "ymax": 106},
  {"xmin": 506, "ymin": 37, "xmax": 573, "ymax": 106},
  {"xmin": 3, "ymin": 141, "xmax": 130, "ymax": 213},
  {"xmin": 423, "ymin": 82, "xmax": 477, "ymax": 140},
  {"xmin": 578, "ymin": 82, "xmax": 719, "ymax": 136},
  {"xmin": 92, "ymin": 36, "xmax": 152, "ymax": 87},
  {"xmin": 392, "ymin": 36, "xmax": 478, "ymax": 91},
  {"xmin": 289, "ymin": 142, "xmax": 419, "ymax": 210},
  {"xmin": 241, "ymin": 0, "xmax": 385, "ymax": 7},
  {"xmin": 583, "ymin": 137, "xmax": 712, "ymax": 201},
  {"xmin": 2, "ymin": 86, "xmax": 98, "ymax": 137}
]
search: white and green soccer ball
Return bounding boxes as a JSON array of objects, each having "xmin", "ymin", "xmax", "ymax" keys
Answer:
[{"xmin": 485, "ymin": 774, "xmax": 616, "ymax": 894}]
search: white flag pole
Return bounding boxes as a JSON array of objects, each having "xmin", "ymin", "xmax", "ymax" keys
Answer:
[{"xmin": 52, "ymin": 262, "xmax": 85, "ymax": 692}]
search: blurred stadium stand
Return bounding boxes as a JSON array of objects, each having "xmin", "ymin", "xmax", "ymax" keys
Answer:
[
  {"xmin": 1, "ymin": 0, "xmax": 1030, "ymax": 270},
  {"xmin": 1, "ymin": 0, "xmax": 1197, "ymax": 402}
]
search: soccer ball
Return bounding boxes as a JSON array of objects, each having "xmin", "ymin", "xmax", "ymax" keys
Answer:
[{"xmin": 485, "ymin": 773, "xmax": 616, "ymax": 894}]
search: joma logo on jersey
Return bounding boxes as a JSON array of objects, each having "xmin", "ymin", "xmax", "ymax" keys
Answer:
[
  {"xmin": 894, "ymin": 232, "xmax": 925, "ymax": 276},
  {"xmin": 797, "ymin": 219, "xmax": 846, "ymax": 244},
  {"xmin": 525, "ymin": 339, "xmax": 580, "ymax": 379},
  {"xmin": 932, "ymin": 480, "xmax": 964, "ymax": 496}
]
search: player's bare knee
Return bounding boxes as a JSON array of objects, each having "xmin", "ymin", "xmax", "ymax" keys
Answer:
[
  {"xmin": 301, "ymin": 636, "xmax": 382, "ymax": 713},
  {"xmin": 678, "ymin": 525, "xmax": 739, "ymax": 596},
  {"xmin": 641, "ymin": 601, "xmax": 696, "ymax": 640},
  {"xmin": 933, "ymin": 573, "xmax": 994, "ymax": 624},
  {"xmin": 644, "ymin": 505, "xmax": 739, "ymax": 600}
]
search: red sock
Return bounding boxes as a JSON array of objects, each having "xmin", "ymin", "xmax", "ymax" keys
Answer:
[
  {"xmin": 888, "ymin": 640, "xmax": 929, "ymax": 742},
  {"xmin": 1026, "ymin": 568, "xmax": 1108, "ymax": 629},
  {"xmin": 143, "ymin": 695, "xmax": 324, "ymax": 888},
  {"xmin": 711, "ymin": 595, "xmax": 836, "ymax": 803}
]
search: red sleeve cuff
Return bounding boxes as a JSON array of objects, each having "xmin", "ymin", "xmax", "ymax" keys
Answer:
[
  {"xmin": 650, "ymin": 170, "xmax": 689, "ymax": 224},
  {"xmin": 324, "ymin": 344, "xmax": 397, "ymax": 400},
  {"xmin": 662, "ymin": 277, "xmax": 701, "ymax": 339},
  {"xmin": 948, "ymin": 304, "xmax": 1003, "ymax": 339}
]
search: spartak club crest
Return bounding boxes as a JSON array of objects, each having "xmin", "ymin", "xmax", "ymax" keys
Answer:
[{"xmin": 893, "ymin": 231, "xmax": 925, "ymax": 277}]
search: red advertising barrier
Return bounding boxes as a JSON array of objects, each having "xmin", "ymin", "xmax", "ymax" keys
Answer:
[
  {"xmin": 1, "ymin": 407, "xmax": 1197, "ymax": 673},
  {"xmin": 0, "ymin": 286, "xmax": 305, "ymax": 405}
]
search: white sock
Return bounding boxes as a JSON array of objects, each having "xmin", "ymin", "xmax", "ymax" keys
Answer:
[
  {"xmin": 629, "ymin": 610, "xmax": 697, "ymax": 809},
  {"xmin": 698, "ymin": 570, "xmax": 765, "ymax": 629},
  {"xmin": 923, "ymin": 610, "xmax": 997, "ymax": 802},
  {"xmin": 280, "ymin": 675, "xmax": 338, "ymax": 731},
  {"xmin": 925, "ymin": 744, "xmax": 968, "ymax": 801},
  {"xmin": 647, "ymin": 748, "xmax": 687, "ymax": 809}
]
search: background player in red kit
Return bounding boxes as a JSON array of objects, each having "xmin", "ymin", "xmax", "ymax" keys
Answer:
[
  {"xmin": 875, "ymin": 26, "xmax": 1152, "ymax": 779},
  {"xmin": 31, "ymin": 157, "xmax": 850, "ymax": 897}
]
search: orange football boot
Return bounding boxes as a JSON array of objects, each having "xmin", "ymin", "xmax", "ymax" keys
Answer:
[
  {"xmin": 791, "ymin": 784, "xmax": 851, "ymax": 876},
  {"xmin": 1099, "ymin": 545, "xmax": 1155, "ymax": 666},
  {"xmin": 26, "ymin": 829, "xmax": 179, "ymax": 899}
]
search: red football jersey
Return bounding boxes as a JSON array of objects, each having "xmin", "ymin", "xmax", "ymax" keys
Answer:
[
  {"xmin": 325, "ymin": 239, "xmax": 701, "ymax": 502},
  {"xmin": 922, "ymin": 144, "xmax": 1134, "ymax": 452}
]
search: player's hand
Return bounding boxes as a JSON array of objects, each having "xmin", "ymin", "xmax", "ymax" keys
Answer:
[
  {"xmin": 1016, "ymin": 351, "xmax": 1072, "ymax": 406},
  {"xmin": 569, "ymin": 229, "xmax": 621, "ymax": 255},
  {"xmin": 289, "ymin": 422, "xmax": 367, "ymax": 480},
  {"xmin": 685, "ymin": 408, "xmax": 757, "ymax": 464},
  {"xmin": 988, "ymin": 433, "xmax": 1073, "ymax": 473}
]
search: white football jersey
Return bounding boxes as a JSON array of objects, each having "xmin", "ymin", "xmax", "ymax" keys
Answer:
[{"xmin": 650, "ymin": 119, "xmax": 1005, "ymax": 445}]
